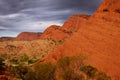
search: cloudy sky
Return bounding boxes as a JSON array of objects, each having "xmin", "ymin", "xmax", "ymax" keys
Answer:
[{"xmin": 0, "ymin": 0, "xmax": 102, "ymax": 37}]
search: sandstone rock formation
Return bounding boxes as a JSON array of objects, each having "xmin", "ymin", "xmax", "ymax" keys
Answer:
[
  {"xmin": 15, "ymin": 32, "xmax": 42, "ymax": 41},
  {"xmin": 44, "ymin": 0, "xmax": 120, "ymax": 79},
  {"xmin": 40, "ymin": 25, "xmax": 70, "ymax": 41},
  {"xmin": 40, "ymin": 14, "xmax": 89, "ymax": 41},
  {"xmin": 62, "ymin": 14, "xmax": 90, "ymax": 31}
]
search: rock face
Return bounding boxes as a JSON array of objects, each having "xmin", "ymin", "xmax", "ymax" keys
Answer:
[
  {"xmin": 40, "ymin": 15, "xmax": 89, "ymax": 41},
  {"xmin": 62, "ymin": 14, "xmax": 90, "ymax": 31},
  {"xmin": 40, "ymin": 25, "xmax": 71, "ymax": 41},
  {"xmin": 96, "ymin": 0, "xmax": 120, "ymax": 13},
  {"xmin": 15, "ymin": 32, "xmax": 42, "ymax": 41},
  {"xmin": 45, "ymin": 0, "xmax": 120, "ymax": 79},
  {"xmin": 93, "ymin": 0, "xmax": 120, "ymax": 23},
  {"xmin": 0, "ymin": 37, "xmax": 14, "ymax": 42}
]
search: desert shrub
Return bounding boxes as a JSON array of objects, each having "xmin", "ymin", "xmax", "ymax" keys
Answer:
[
  {"xmin": 8, "ymin": 66, "xmax": 29, "ymax": 80},
  {"xmin": 57, "ymin": 56, "xmax": 71, "ymax": 69},
  {"xmin": 28, "ymin": 59, "xmax": 38, "ymax": 64},
  {"xmin": 57, "ymin": 56, "xmax": 111, "ymax": 80},
  {"xmin": 24, "ymin": 70, "xmax": 37, "ymax": 80},
  {"xmin": 25, "ymin": 62, "xmax": 56, "ymax": 80},
  {"xmin": 55, "ymin": 40, "xmax": 64, "ymax": 45},
  {"xmin": 0, "ymin": 57, "xmax": 5, "ymax": 75},
  {"xmin": 20, "ymin": 54, "xmax": 29, "ymax": 62},
  {"xmin": 80, "ymin": 65, "xmax": 111, "ymax": 80},
  {"xmin": 80, "ymin": 65, "xmax": 98, "ymax": 79},
  {"xmin": 60, "ymin": 68, "xmax": 85, "ymax": 80},
  {"xmin": 61, "ymin": 69, "xmax": 73, "ymax": 80},
  {"xmin": 96, "ymin": 71, "xmax": 111, "ymax": 80},
  {"xmin": 57, "ymin": 56, "xmax": 85, "ymax": 80}
]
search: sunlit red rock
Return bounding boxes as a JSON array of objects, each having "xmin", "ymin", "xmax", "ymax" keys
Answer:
[
  {"xmin": 62, "ymin": 14, "xmax": 90, "ymax": 31},
  {"xmin": 15, "ymin": 32, "xmax": 42, "ymax": 41},
  {"xmin": 40, "ymin": 25, "xmax": 71, "ymax": 41}
]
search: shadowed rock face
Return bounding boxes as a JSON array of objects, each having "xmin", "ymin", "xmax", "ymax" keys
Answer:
[
  {"xmin": 15, "ymin": 32, "xmax": 42, "ymax": 41},
  {"xmin": 44, "ymin": 0, "xmax": 120, "ymax": 79},
  {"xmin": 0, "ymin": 37, "xmax": 14, "ymax": 42}
]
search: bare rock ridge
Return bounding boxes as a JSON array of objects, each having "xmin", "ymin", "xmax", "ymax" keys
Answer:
[
  {"xmin": 40, "ymin": 25, "xmax": 71, "ymax": 41},
  {"xmin": 44, "ymin": 0, "xmax": 120, "ymax": 79},
  {"xmin": 93, "ymin": 0, "xmax": 120, "ymax": 23},
  {"xmin": 15, "ymin": 32, "xmax": 42, "ymax": 41},
  {"xmin": 62, "ymin": 14, "xmax": 90, "ymax": 31},
  {"xmin": 40, "ymin": 14, "xmax": 90, "ymax": 41},
  {"xmin": 95, "ymin": 0, "xmax": 120, "ymax": 14},
  {"xmin": 0, "ymin": 37, "xmax": 14, "ymax": 42}
]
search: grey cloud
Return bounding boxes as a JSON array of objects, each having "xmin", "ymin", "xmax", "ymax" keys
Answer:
[{"xmin": 0, "ymin": 0, "xmax": 103, "ymax": 37}]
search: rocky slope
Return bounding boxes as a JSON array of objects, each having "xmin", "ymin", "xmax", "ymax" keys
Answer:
[
  {"xmin": 44, "ymin": 0, "xmax": 120, "ymax": 79},
  {"xmin": 62, "ymin": 14, "xmax": 90, "ymax": 31},
  {"xmin": 15, "ymin": 32, "xmax": 42, "ymax": 41}
]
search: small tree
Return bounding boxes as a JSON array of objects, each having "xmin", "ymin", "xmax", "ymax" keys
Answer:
[
  {"xmin": 80, "ymin": 65, "xmax": 98, "ymax": 79},
  {"xmin": 96, "ymin": 71, "xmax": 111, "ymax": 80},
  {"xmin": 0, "ymin": 57, "xmax": 5, "ymax": 75},
  {"xmin": 25, "ymin": 62, "xmax": 56, "ymax": 80},
  {"xmin": 80, "ymin": 65, "xmax": 111, "ymax": 80},
  {"xmin": 57, "ymin": 56, "xmax": 85, "ymax": 80}
]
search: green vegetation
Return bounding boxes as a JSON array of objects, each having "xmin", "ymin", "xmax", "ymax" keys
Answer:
[
  {"xmin": 44, "ymin": 38, "xmax": 64, "ymax": 45},
  {"xmin": 0, "ymin": 57, "xmax": 5, "ymax": 75},
  {"xmin": 80, "ymin": 65, "xmax": 111, "ymax": 80},
  {"xmin": 80, "ymin": 65, "xmax": 98, "ymax": 79},
  {"xmin": 0, "ymin": 53, "xmax": 111, "ymax": 80},
  {"xmin": 57, "ymin": 56, "xmax": 85, "ymax": 80},
  {"xmin": 25, "ymin": 62, "xmax": 56, "ymax": 80}
]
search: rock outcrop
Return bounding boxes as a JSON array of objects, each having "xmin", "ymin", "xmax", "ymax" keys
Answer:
[
  {"xmin": 15, "ymin": 32, "xmax": 42, "ymax": 41},
  {"xmin": 40, "ymin": 25, "xmax": 70, "ymax": 41},
  {"xmin": 0, "ymin": 37, "xmax": 14, "ymax": 42},
  {"xmin": 62, "ymin": 14, "xmax": 90, "ymax": 31}
]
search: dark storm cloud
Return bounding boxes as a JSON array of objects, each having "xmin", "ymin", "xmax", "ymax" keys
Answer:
[
  {"xmin": 0, "ymin": 29, "xmax": 6, "ymax": 31},
  {"xmin": 0, "ymin": 0, "xmax": 102, "ymax": 37}
]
